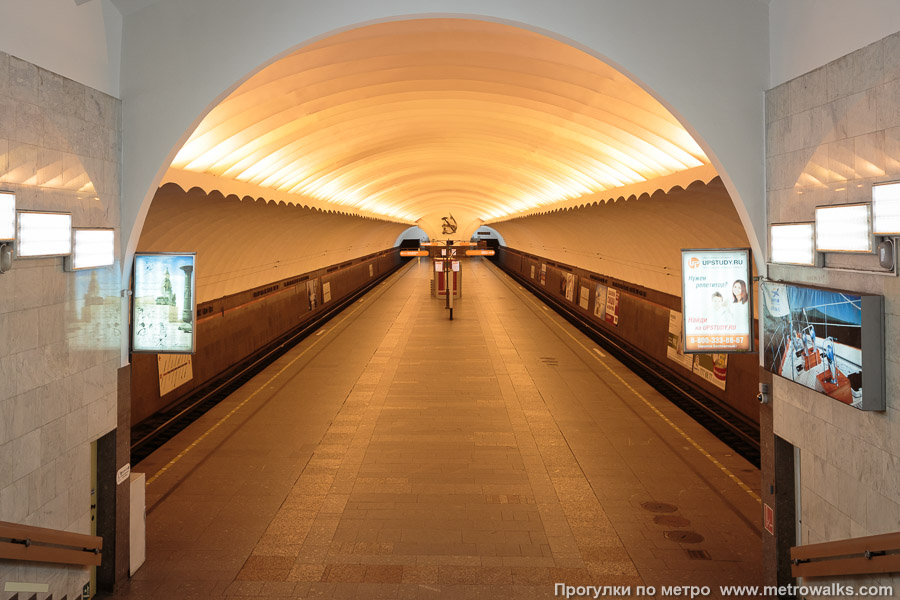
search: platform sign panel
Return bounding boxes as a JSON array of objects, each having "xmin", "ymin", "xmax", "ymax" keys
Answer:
[
  {"xmin": 681, "ymin": 248, "xmax": 753, "ymax": 353},
  {"xmin": 760, "ymin": 281, "xmax": 884, "ymax": 411},
  {"xmin": 132, "ymin": 253, "xmax": 196, "ymax": 353}
]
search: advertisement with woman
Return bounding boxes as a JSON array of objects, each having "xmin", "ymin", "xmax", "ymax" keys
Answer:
[{"xmin": 681, "ymin": 248, "xmax": 753, "ymax": 353}]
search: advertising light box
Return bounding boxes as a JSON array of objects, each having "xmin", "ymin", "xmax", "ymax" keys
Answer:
[
  {"xmin": 681, "ymin": 248, "xmax": 753, "ymax": 353},
  {"xmin": 132, "ymin": 253, "xmax": 196, "ymax": 354},
  {"xmin": 760, "ymin": 281, "xmax": 884, "ymax": 411}
]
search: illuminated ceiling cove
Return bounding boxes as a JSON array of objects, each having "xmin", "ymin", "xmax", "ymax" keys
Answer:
[{"xmin": 165, "ymin": 19, "xmax": 711, "ymax": 234}]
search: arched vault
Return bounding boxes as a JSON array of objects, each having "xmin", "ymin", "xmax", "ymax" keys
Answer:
[{"xmin": 161, "ymin": 19, "xmax": 717, "ymax": 241}]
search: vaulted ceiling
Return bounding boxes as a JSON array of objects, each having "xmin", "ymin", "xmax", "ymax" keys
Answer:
[{"xmin": 163, "ymin": 19, "xmax": 713, "ymax": 236}]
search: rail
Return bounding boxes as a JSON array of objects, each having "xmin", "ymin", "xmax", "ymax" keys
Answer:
[
  {"xmin": 131, "ymin": 257, "xmax": 412, "ymax": 465},
  {"xmin": 791, "ymin": 532, "xmax": 900, "ymax": 578},
  {"xmin": 0, "ymin": 521, "xmax": 102, "ymax": 567},
  {"xmin": 489, "ymin": 258, "xmax": 761, "ymax": 466}
]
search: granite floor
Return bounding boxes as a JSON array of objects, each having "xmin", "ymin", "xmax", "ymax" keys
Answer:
[{"xmin": 110, "ymin": 259, "xmax": 762, "ymax": 599}]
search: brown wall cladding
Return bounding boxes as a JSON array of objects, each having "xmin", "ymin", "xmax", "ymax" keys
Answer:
[
  {"xmin": 497, "ymin": 247, "xmax": 759, "ymax": 425},
  {"xmin": 131, "ymin": 248, "xmax": 402, "ymax": 426}
]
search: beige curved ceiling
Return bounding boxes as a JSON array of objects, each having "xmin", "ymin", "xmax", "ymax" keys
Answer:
[
  {"xmin": 493, "ymin": 178, "xmax": 752, "ymax": 297},
  {"xmin": 164, "ymin": 19, "xmax": 713, "ymax": 237},
  {"xmin": 139, "ymin": 184, "xmax": 408, "ymax": 302}
]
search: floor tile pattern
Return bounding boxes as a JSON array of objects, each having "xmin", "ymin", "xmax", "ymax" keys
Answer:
[{"xmin": 110, "ymin": 261, "xmax": 761, "ymax": 599}]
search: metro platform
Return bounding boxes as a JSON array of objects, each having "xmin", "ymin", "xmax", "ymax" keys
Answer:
[{"xmin": 112, "ymin": 259, "xmax": 762, "ymax": 599}]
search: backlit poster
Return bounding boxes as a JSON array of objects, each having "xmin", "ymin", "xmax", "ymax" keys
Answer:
[
  {"xmin": 760, "ymin": 281, "xmax": 884, "ymax": 410},
  {"xmin": 323, "ymin": 281, "xmax": 332, "ymax": 303},
  {"xmin": 530, "ymin": 264, "xmax": 536, "ymax": 279},
  {"xmin": 579, "ymin": 285, "xmax": 590, "ymax": 310},
  {"xmin": 681, "ymin": 248, "xmax": 753, "ymax": 353},
  {"xmin": 605, "ymin": 288, "xmax": 619, "ymax": 326},
  {"xmin": 133, "ymin": 253, "xmax": 196, "ymax": 353},
  {"xmin": 594, "ymin": 283, "xmax": 608, "ymax": 318},
  {"xmin": 540, "ymin": 264, "xmax": 546, "ymax": 286}
]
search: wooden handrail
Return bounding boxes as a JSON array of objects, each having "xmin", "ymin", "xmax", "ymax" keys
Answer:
[
  {"xmin": 791, "ymin": 532, "xmax": 900, "ymax": 578},
  {"xmin": 0, "ymin": 521, "xmax": 102, "ymax": 567}
]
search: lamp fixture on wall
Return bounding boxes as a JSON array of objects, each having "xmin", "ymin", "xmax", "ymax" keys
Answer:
[
  {"xmin": 66, "ymin": 228, "xmax": 115, "ymax": 271},
  {"xmin": 770, "ymin": 222, "xmax": 819, "ymax": 266},
  {"xmin": 872, "ymin": 181, "xmax": 900, "ymax": 235},
  {"xmin": 815, "ymin": 203, "xmax": 873, "ymax": 253},
  {"xmin": 0, "ymin": 191, "xmax": 15, "ymax": 242},
  {"xmin": 16, "ymin": 210, "xmax": 73, "ymax": 258}
]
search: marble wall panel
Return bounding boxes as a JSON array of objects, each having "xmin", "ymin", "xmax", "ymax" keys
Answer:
[
  {"xmin": 767, "ymin": 31, "xmax": 900, "ymax": 597},
  {"xmin": 0, "ymin": 52, "xmax": 121, "ymax": 597}
]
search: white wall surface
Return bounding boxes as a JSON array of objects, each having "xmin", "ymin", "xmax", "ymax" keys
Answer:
[
  {"xmin": 117, "ymin": 0, "xmax": 770, "ymax": 284},
  {"xmin": 769, "ymin": 0, "xmax": 900, "ymax": 88},
  {"xmin": 0, "ymin": 0, "xmax": 122, "ymax": 98}
]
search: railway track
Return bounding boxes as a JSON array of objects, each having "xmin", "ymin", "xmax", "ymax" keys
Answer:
[
  {"xmin": 491, "ymin": 259, "xmax": 761, "ymax": 467},
  {"xmin": 130, "ymin": 260, "xmax": 410, "ymax": 466}
]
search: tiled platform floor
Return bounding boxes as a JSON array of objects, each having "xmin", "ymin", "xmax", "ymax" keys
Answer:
[{"xmin": 112, "ymin": 259, "xmax": 761, "ymax": 599}]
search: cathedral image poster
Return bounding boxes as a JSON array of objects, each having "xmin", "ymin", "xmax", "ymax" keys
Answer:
[{"xmin": 132, "ymin": 253, "xmax": 196, "ymax": 353}]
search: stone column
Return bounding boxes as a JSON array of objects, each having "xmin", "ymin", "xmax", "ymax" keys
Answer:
[{"xmin": 180, "ymin": 265, "xmax": 193, "ymax": 324}]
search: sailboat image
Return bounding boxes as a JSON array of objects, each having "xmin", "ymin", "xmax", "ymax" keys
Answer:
[{"xmin": 763, "ymin": 284, "xmax": 863, "ymax": 407}]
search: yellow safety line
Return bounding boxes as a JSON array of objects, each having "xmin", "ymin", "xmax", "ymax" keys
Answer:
[
  {"xmin": 146, "ymin": 265, "xmax": 410, "ymax": 486},
  {"xmin": 498, "ymin": 268, "xmax": 762, "ymax": 504}
]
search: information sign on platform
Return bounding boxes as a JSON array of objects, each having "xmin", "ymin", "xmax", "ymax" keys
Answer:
[
  {"xmin": 681, "ymin": 248, "xmax": 753, "ymax": 353},
  {"xmin": 132, "ymin": 253, "xmax": 196, "ymax": 353}
]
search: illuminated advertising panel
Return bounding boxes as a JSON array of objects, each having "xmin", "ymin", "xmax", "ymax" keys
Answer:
[
  {"xmin": 681, "ymin": 248, "xmax": 753, "ymax": 353},
  {"xmin": 132, "ymin": 253, "xmax": 196, "ymax": 354},
  {"xmin": 760, "ymin": 281, "xmax": 884, "ymax": 411}
]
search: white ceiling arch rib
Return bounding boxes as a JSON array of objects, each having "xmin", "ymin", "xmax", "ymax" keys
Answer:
[{"xmin": 162, "ymin": 18, "xmax": 714, "ymax": 236}]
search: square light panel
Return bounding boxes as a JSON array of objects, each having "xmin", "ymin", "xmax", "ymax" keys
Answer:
[
  {"xmin": 0, "ymin": 191, "xmax": 14, "ymax": 241},
  {"xmin": 770, "ymin": 222, "xmax": 817, "ymax": 266},
  {"xmin": 69, "ymin": 228, "xmax": 115, "ymax": 270},
  {"xmin": 872, "ymin": 181, "xmax": 900, "ymax": 234},
  {"xmin": 815, "ymin": 203, "xmax": 872, "ymax": 253},
  {"xmin": 16, "ymin": 211, "xmax": 72, "ymax": 257}
]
